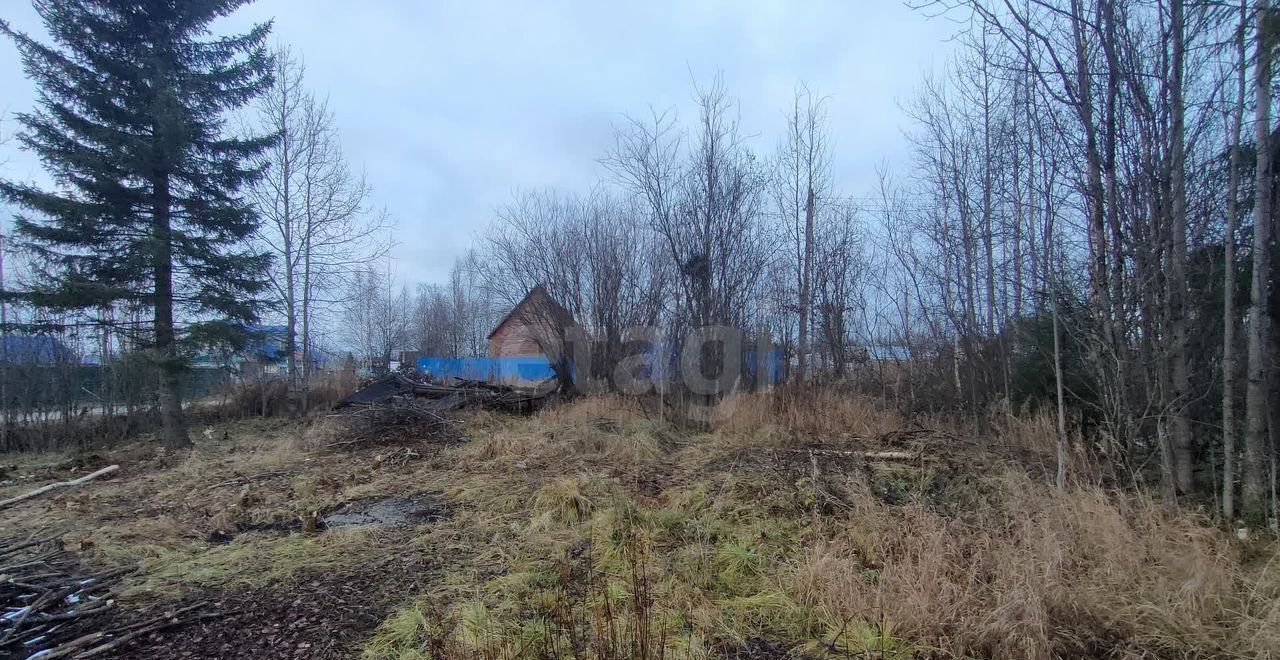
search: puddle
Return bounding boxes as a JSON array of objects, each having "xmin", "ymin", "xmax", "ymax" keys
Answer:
[
  {"xmin": 206, "ymin": 492, "xmax": 452, "ymax": 544},
  {"xmin": 320, "ymin": 492, "xmax": 451, "ymax": 530}
]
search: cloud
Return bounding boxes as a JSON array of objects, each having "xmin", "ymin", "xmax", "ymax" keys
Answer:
[{"xmin": 0, "ymin": 0, "xmax": 956, "ymax": 284}]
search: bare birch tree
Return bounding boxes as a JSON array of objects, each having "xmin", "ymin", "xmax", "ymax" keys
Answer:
[
  {"xmin": 773, "ymin": 84, "xmax": 831, "ymax": 381},
  {"xmin": 250, "ymin": 46, "xmax": 388, "ymax": 393},
  {"xmin": 342, "ymin": 262, "xmax": 410, "ymax": 373},
  {"xmin": 1243, "ymin": 0, "xmax": 1274, "ymax": 522},
  {"xmin": 1222, "ymin": 0, "xmax": 1249, "ymax": 520}
]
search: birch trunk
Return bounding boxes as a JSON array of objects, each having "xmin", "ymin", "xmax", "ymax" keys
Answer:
[
  {"xmin": 1222, "ymin": 0, "xmax": 1248, "ymax": 520},
  {"xmin": 1243, "ymin": 0, "xmax": 1274, "ymax": 522}
]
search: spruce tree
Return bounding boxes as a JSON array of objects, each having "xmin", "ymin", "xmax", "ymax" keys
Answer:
[{"xmin": 0, "ymin": 1, "xmax": 275, "ymax": 447}]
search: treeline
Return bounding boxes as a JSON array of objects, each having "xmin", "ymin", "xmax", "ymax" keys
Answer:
[
  {"xmin": 0, "ymin": 1, "xmax": 392, "ymax": 449},
  {"xmin": 382, "ymin": 1, "xmax": 1276, "ymax": 523},
  {"xmin": 2, "ymin": 0, "xmax": 1279, "ymax": 522},
  {"xmin": 895, "ymin": 0, "xmax": 1278, "ymax": 523}
]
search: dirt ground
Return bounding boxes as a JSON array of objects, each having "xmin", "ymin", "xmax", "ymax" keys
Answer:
[
  {"xmin": 0, "ymin": 395, "xmax": 1276, "ymax": 659},
  {"xmin": 0, "ymin": 415, "xmax": 476, "ymax": 658}
]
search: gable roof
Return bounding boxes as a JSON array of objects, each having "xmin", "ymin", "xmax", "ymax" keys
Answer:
[{"xmin": 487, "ymin": 284, "xmax": 575, "ymax": 340}]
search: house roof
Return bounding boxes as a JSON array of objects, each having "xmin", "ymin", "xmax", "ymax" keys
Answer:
[
  {"xmin": 243, "ymin": 324, "xmax": 289, "ymax": 361},
  {"xmin": 487, "ymin": 284, "xmax": 575, "ymax": 340},
  {"xmin": 0, "ymin": 335, "xmax": 75, "ymax": 364}
]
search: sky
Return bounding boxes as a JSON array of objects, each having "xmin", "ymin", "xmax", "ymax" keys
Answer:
[{"xmin": 0, "ymin": 1, "xmax": 960, "ymax": 285}]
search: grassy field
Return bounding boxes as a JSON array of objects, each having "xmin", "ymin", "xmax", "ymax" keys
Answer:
[{"xmin": 0, "ymin": 392, "xmax": 1276, "ymax": 658}]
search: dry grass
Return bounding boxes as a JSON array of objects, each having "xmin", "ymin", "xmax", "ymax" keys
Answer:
[
  {"xmin": 362, "ymin": 392, "xmax": 1280, "ymax": 659},
  {"xmin": 710, "ymin": 387, "xmax": 909, "ymax": 443},
  {"xmin": 787, "ymin": 472, "xmax": 1280, "ymax": 658},
  {"xmin": 533, "ymin": 477, "xmax": 595, "ymax": 525},
  {"xmin": 0, "ymin": 415, "xmax": 397, "ymax": 601},
  {"xmin": 116, "ymin": 527, "xmax": 389, "ymax": 598},
  {"xmin": 219, "ymin": 371, "xmax": 358, "ymax": 418},
  {"xmin": 0, "ymin": 391, "xmax": 1276, "ymax": 659}
]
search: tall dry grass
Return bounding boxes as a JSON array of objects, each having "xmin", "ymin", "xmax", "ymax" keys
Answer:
[
  {"xmin": 710, "ymin": 387, "xmax": 909, "ymax": 443},
  {"xmin": 219, "ymin": 371, "xmax": 358, "ymax": 418},
  {"xmin": 790, "ymin": 470, "xmax": 1280, "ymax": 658},
  {"xmin": 363, "ymin": 391, "xmax": 1280, "ymax": 659}
]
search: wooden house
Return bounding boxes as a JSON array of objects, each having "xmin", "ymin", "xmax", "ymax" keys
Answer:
[{"xmin": 487, "ymin": 285, "xmax": 576, "ymax": 358}]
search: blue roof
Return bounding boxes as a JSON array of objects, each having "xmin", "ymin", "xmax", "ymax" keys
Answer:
[
  {"xmin": 243, "ymin": 324, "xmax": 289, "ymax": 361},
  {"xmin": 0, "ymin": 335, "xmax": 75, "ymax": 364}
]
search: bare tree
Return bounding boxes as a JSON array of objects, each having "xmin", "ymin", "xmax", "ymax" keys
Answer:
[
  {"xmin": 249, "ymin": 46, "xmax": 388, "ymax": 392},
  {"xmin": 248, "ymin": 46, "xmax": 307, "ymax": 387},
  {"xmin": 610, "ymin": 77, "xmax": 770, "ymax": 335},
  {"xmin": 411, "ymin": 282, "xmax": 452, "ymax": 357},
  {"xmin": 1222, "ymin": 0, "xmax": 1249, "ymax": 520},
  {"xmin": 342, "ymin": 262, "xmax": 410, "ymax": 374},
  {"xmin": 1243, "ymin": 0, "xmax": 1274, "ymax": 522},
  {"xmin": 812, "ymin": 200, "xmax": 864, "ymax": 377},
  {"xmin": 774, "ymin": 84, "xmax": 832, "ymax": 381},
  {"xmin": 484, "ymin": 189, "xmax": 667, "ymax": 388}
]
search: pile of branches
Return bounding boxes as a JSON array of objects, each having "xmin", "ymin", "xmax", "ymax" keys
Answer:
[
  {"xmin": 0, "ymin": 536, "xmax": 209, "ymax": 658},
  {"xmin": 338, "ymin": 374, "xmax": 553, "ymax": 414},
  {"xmin": 322, "ymin": 398, "xmax": 459, "ymax": 449}
]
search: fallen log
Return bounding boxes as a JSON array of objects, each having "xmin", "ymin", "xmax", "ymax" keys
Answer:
[
  {"xmin": 778, "ymin": 449, "xmax": 919, "ymax": 460},
  {"xmin": 29, "ymin": 632, "xmax": 104, "ymax": 659},
  {"xmin": 0, "ymin": 465, "xmax": 119, "ymax": 510},
  {"xmin": 207, "ymin": 470, "xmax": 288, "ymax": 489}
]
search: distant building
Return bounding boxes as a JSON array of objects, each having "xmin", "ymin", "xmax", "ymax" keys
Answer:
[
  {"xmin": 191, "ymin": 324, "xmax": 292, "ymax": 376},
  {"xmin": 410, "ymin": 286, "xmax": 574, "ymax": 385},
  {"xmin": 487, "ymin": 285, "xmax": 575, "ymax": 358},
  {"xmin": 0, "ymin": 335, "xmax": 75, "ymax": 365}
]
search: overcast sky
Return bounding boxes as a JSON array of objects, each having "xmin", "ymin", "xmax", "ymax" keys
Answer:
[{"xmin": 0, "ymin": 1, "xmax": 959, "ymax": 285}]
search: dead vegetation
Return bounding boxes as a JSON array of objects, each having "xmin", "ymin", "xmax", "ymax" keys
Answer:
[
  {"xmin": 310, "ymin": 401, "xmax": 458, "ymax": 450},
  {"xmin": 0, "ymin": 392, "xmax": 1275, "ymax": 658},
  {"xmin": 0, "ymin": 536, "xmax": 138, "ymax": 657},
  {"xmin": 364, "ymin": 394, "xmax": 1280, "ymax": 660}
]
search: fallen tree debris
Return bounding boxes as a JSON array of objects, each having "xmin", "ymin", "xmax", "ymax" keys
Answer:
[
  {"xmin": 0, "ymin": 536, "xmax": 137, "ymax": 658},
  {"xmin": 337, "ymin": 374, "xmax": 553, "ymax": 414},
  {"xmin": 206, "ymin": 470, "xmax": 288, "ymax": 490},
  {"xmin": 65, "ymin": 601, "xmax": 214, "ymax": 659},
  {"xmin": 782, "ymin": 448, "xmax": 919, "ymax": 460},
  {"xmin": 0, "ymin": 466, "xmax": 120, "ymax": 511},
  {"xmin": 323, "ymin": 399, "xmax": 457, "ymax": 449}
]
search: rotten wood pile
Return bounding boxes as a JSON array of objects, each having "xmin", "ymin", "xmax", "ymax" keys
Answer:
[
  {"xmin": 337, "ymin": 374, "xmax": 552, "ymax": 414},
  {"xmin": 0, "ymin": 537, "xmax": 210, "ymax": 658}
]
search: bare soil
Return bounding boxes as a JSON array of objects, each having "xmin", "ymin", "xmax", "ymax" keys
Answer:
[{"xmin": 100, "ymin": 532, "xmax": 441, "ymax": 660}]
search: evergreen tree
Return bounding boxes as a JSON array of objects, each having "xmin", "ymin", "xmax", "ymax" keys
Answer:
[{"xmin": 0, "ymin": 1, "xmax": 275, "ymax": 447}]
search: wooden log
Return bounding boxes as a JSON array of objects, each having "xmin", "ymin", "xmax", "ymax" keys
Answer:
[
  {"xmin": 28, "ymin": 631, "xmax": 104, "ymax": 659},
  {"xmin": 0, "ymin": 465, "xmax": 119, "ymax": 511},
  {"xmin": 777, "ymin": 449, "xmax": 918, "ymax": 460},
  {"xmin": 70, "ymin": 601, "xmax": 209, "ymax": 658}
]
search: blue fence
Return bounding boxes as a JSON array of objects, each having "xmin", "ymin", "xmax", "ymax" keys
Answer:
[
  {"xmin": 418, "ymin": 348, "xmax": 786, "ymax": 387},
  {"xmin": 417, "ymin": 356, "xmax": 557, "ymax": 384}
]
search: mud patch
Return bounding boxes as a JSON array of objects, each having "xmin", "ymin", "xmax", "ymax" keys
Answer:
[
  {"xmin": 97, "ymin": 530, "xmax": 444, "ymax": 659},
  {"xmin": 320, "ymin": 491, "xmax": 451, "ymax": 530}
]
